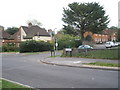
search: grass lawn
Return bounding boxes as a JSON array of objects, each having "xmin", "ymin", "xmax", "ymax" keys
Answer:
[
  {"xmin": 74, "ymin": 49, "xmax": 119, "ymax": 60},
  {"xmin": 0, "ymin": 79, "xmax": 32, "ymax": 89},
  {"xmin": 0, "ymin": 79, "xmax": 1, "ymax": 90},
  {"xmin": 86, "ymin": 62, "xmax": 120, "ymax": 67}
]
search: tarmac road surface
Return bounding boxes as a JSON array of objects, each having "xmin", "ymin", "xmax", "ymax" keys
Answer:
[{"xmin": 2, "ymin": 52, "xmax": 119, "ymax": 88}]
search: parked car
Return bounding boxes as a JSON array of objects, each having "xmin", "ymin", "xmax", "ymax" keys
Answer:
[
  {"xmin": 78, "ymin": 45, "xmax": 93, "ymax": 49},
  {"xmin": 105, "ymin": 41, "xmax": 118, "ymax": 48}
]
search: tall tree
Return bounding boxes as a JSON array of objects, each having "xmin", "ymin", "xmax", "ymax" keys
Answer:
[
  {"xmin": 62, "ymin": 2, "xmax": 109, "ymax": 40},
  {"xmin": 6, "ymin": 27, "xmax": 19, "ymax": 35}
]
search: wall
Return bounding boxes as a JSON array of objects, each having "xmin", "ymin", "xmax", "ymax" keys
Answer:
[
  {"xmin": 33, "ymin": 36, "xmax": 52, "ymax": 42},
  {"xmin": 20, "ymin": 27, "xmax": 27, "ymax": 41},
  {"xmin": 92, "ymin": 34, "xmax": 108, "ymax": 43}
]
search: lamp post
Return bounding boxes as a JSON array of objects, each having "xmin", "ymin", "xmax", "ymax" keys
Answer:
[{"xmin": 53, "ymin": 28, "xmax": 58, "ymax": 56}]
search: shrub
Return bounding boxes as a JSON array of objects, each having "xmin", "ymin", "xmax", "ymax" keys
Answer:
[
  {"xmin": 19, "ymin": 40, "xmax": 53, "ymax": 53},
  {"xmin": 2, "ymin": 44, "xmax": 19, "ymax": 52},
  {"xmin": 57, "ymin": 34, "xmax": 82, "ymax": 50}
]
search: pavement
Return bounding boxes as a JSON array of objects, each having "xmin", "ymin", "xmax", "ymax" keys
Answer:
[{"xmin": 41, "ymin": 57, "xmax": 120, "ymax": 71}]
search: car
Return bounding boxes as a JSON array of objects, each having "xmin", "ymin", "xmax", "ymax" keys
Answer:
[
  {"xmin": 105, "ymin": 41, "xmax": 117, "ymax": 48},
  {"xmin": 78, "ymin": 45, "xmax": 93, "ymax": 49}
]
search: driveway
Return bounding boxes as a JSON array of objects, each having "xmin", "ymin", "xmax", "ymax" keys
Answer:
[{"xmin": 2, "ymin": 52, "xmax": 119, "ymax": 88}]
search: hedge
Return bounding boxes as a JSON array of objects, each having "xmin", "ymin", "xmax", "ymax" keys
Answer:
[
  {"xmin": 2, "ymin": 44, "xmax": 19, "ymax": 52},
  {"xmin": 19, "ymin": 40, "xmax": 53, "ymax": 53}
]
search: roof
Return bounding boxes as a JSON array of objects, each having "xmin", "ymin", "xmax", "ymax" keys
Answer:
[
  {"xmin": 0, "ymin": 30, "xmax": 11, "ymax": 39},
  {"xmin": 21, "ymin": 25, "xmax": 50, "ymax": 38},
  {"xmin": 102, "ymin": 29, "xmax": 118, "ymax": 35},
  {"xmin": 10, "ymin": 31, "xmax": 18, "ymax": 39}
]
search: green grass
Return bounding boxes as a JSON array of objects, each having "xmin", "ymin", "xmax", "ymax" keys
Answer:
[
  {"xmin": 0, "ymin": 80, "xmax": 2, "ymax": 90},
  {"xmin": 86, "ymin": 62, "xmax": 120, "ymax": 67},
  {"xmin": 74, "ymin": 49, "xmax": 119, "ymax": 60},
  {"xmin": 0, "ymin": 79, "xmax": 32, "ymax": 89}
]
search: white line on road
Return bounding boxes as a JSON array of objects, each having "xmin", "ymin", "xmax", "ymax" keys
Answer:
[{"xmin": 1, "ymin": 78, "xmax": 34, "ymax": 88}]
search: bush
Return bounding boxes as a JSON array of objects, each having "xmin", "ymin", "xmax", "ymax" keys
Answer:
[
  {"xmin": 2, "ymin": 44, "xmax": 19, "ymax": 52},
  {"xmin": 19, "ymin": 40, "xmax": 53, "ymax": 53},
  {"xmin": 57, "ymin": 34, "xmax": 82, "ymax": 50}
]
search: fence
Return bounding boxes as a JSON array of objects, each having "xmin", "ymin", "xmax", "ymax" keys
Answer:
[{"xmin": 63, "ymin": 48, "xmax": 119, "ymax": 58}]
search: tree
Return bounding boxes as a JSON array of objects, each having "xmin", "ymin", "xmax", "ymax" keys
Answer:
[
  {"xmin": 27, "ymin": 19, "xmax": 42, "ymax": 27},
  {"xmin": 85, "ymin": 35, "xmax": 93, "ymax": 41},
  {"xmin": 6, "ymin": 27, "xmax": 19, "ymax": 35},
  {"xmin": 57, "ymin": 34, "xmax": 82, "ymax": 49},
  {"xmin": 109, "ymin": 26, "xmax": 118, "ymax": 30},
  {"xmin": 62, "ymin": 2, "xmax": 109, "ymax": 40}
]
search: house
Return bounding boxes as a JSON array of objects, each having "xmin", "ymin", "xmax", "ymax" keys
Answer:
[
  {"xmin": 84, "ymin": 29, "xmax": 118, "ymax": 44},
  {"xmin": 92, "ymin": 33, "xmax": 109, "ymax": 43},
  {"xmin": 84, "ymin": 31, "xmax": 109, "ymax": 43},
  {"xmin": 102, "ymin": 29, "xmax": 118, "ymax": 41},
  {"xmin": 12, "ymin": 23, "xmax": 52, "ymax": 47},
  {"xmin": 0, "ymin": 27, "xmax": 15, "ymax": 46}
]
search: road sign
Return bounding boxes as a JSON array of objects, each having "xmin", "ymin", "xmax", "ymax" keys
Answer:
[{"xmin": 65, "ymin": 48, "xmax": 72, "ymax": 51}]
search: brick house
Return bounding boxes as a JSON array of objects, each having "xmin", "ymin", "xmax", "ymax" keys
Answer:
[
  {"xmin": 84, "ymin": 29, "xmax": 118, "ymax": 43},
  {"xmin": 84, "ymin": 32, "xmax": 109, "ymax": 43},
  {"xmin": 102, "ymin": 29, "xmax": 118, "ymax": 41},
  {"xmin": 92, "ymin": 33, "xmax": 109, "ymax": 43}
]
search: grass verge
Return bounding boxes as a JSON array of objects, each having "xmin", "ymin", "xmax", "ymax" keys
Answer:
[
  {"xmin": 74, "ymin": 49, "xmax": 119, "ymax": 60},
  {"xmin": 0, "ymin": 79, "xmax": 1, "ymax": 90},
  {"xmin": 0, "ymin": 79, "xmax": 32, "ymax": 89},
  {"xmin": 85, "ymin": 62, "xmax": 120, "ymax": 67}
]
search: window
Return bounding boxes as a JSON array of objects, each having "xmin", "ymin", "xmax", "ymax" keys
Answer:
[
  {"xmin": 18, "ymin": 36, "xmax": 20, "ymax": 39},
  {"xmin": 38, "ymin": 36, "xmax": 40, "ymax": 39},
  {"xmin": 2, "ymin": 40, "xmax": 4, "ymax": 42}
]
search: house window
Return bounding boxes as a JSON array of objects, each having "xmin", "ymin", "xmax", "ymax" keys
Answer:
[
  {"xmin": 18, "ymin": 36, "xmax": 20, "ymax": 39},
  {"xmin": 38, "ymin": 36, "xmax": 40, "ymax": 39},
  {"xmin": 2, "ymin": 40, "xmax": 4, "ymax": 42}
]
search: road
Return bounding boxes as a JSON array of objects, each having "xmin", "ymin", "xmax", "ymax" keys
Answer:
[
  {"xmin": 93, "ymin": 44, "xmax": 106, "ymax": 49},
  {"xmin": 2, "ymin": 52, "xmax": 119, "ymax": 88}
]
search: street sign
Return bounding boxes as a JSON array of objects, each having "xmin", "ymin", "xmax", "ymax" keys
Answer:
[
  {"xmin": 65, "ymin": 48, "xmax": 72, "ymax": 51},
  {"xmin": 55, "ymin": 43, "xmax": 58, "ymax": 47}
]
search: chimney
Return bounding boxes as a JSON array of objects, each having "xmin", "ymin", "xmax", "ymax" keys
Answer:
[{"xmin": 28, "ymin": 22, "xmax": 32, "ymax": 27}]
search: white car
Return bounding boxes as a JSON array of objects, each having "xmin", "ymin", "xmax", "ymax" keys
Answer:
[{"xmin": 105, "ymin": 41, "xmax": 117, "ymax": 48}]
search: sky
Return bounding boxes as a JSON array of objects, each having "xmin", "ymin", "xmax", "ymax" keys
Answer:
[{"xmin": 0, "ymin": 0, "xmax": 119, "ymax": 32}]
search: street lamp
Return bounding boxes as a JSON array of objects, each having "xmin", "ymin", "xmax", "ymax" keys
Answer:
[{"xmin": 53, "ymin": 28, "xmax": 58, "ymax": 56}]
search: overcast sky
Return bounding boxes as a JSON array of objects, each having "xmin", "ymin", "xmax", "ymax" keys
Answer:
[{"xmin": 0, "ymin": 0, "xmax": 119, "ymax": 31}]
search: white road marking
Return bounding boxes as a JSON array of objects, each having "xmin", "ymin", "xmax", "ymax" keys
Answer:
[
  {"xmin": 1, "ymin": 78, "xmax": 33, "ymax": 88},
  {"xmin": 73, "ymin": 61, "xmax": 81, "ymax": 64}
]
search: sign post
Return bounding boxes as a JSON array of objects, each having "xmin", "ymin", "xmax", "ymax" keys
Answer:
[{"xmin": 65, "ymin": 48, "xmax": 72, "ymax": 57}]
